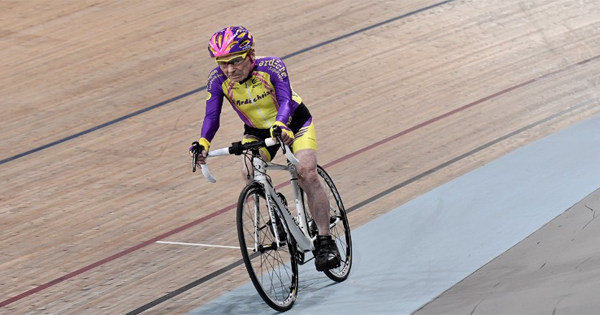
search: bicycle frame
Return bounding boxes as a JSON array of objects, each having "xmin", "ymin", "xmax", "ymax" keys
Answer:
[
  {"xmin": 191, "ymin": 135, "xmax": 352, "ymax": 311},
  {"xmin": 251, "ymin": 153, "xmax": 315, "ymax": 253},
  {"xmin": 195, "ymin": 138, "xmax": 316, "ymax": 253}
]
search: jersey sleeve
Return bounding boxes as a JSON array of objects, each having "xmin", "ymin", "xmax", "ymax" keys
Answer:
[
  {"xmin": 201, "ymin": 68, "xmax": 226, "ymax": 142},
  {"xmin": 261, "ymin": 57, "xmax": 299, "ymax": 126}
]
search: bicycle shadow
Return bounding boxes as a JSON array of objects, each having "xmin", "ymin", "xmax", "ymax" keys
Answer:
[{"xmin": 187, "ymin": 267, "xmax": 340, "ymax": 315}]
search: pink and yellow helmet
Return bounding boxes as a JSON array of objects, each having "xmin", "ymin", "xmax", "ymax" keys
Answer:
[{"xmin": 208, "ymin": 26, "xmax": 254, "ymax": 58}]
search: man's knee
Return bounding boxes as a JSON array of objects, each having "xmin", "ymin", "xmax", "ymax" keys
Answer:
[
  {"xmin": 297, "ymin": 165, "xmax": 320, "ymax": 193},
  {"xmin": 298, "ymin": 164, "xmax": 318, "ymax": 181},
  {"xmin": 295, "ymin": 149, "xmax": 319, "ymax": 183}
]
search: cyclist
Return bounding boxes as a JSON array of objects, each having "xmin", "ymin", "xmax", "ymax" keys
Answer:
[{"xmin": 192, "ymin": 25, "xmax": 340, "ymax": 271}]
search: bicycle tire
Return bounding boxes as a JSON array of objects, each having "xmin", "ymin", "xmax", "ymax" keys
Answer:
[
  {"xmin": 236, "ymin": 183, "xmax": 299, "ymax": 312},
  {"xmin": 312, "ymin": 165, "xmax": 353, "ymax": 282}
]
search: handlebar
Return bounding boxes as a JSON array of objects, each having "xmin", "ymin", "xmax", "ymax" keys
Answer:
[{"xmin": 190, "ymin": 137, "xmax": 299, "ymax": 183}]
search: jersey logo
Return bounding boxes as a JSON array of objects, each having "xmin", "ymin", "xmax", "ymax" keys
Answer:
[{"xmin": 234, "ymin": 90, "xmax": 272, "ymax": 106}]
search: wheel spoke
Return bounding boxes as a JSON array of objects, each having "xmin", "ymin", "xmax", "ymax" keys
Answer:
[{"xmin": 237, "ymin": 184, "xmax": 298, "ymax": 311}]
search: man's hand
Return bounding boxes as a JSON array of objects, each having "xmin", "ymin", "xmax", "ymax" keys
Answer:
[
  {"xmin": 270, "ymin": 121, "xmax": 294, "ymax": 146},
  {"xmin": 190, "ymin": 138, "xmax": 210, "ymax": 166}
]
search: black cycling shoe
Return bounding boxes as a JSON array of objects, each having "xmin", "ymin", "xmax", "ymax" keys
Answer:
[{"xmin": 314, "ymin": 235, "xmax": 341, "ymax": 271}]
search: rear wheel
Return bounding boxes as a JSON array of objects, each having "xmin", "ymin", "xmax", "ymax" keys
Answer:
[
  {"xmin": 237, "ymin": 183, "xmax": 298, "ymax": 312},
  {"xmin": 306, "ymin": 165, "xmax": 352, "ymax": 282}
]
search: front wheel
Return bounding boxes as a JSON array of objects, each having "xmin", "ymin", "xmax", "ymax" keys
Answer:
[
  {"xmin": 237, "ymin": 183, "xmax": 299, "ymax": 312},
  {"xmin": 308, "ymin": 165, "xmax": 353, "ymax": 282}
]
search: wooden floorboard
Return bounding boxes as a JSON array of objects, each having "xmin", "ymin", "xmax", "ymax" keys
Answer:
[{"xmin": 1, "ymin": 0, "xmax": 600, "ymax": 313}]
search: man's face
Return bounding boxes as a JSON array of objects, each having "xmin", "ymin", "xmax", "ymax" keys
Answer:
[{"xmin": 216, "ymin": 50, "xmax": 254, "ymax": 83}]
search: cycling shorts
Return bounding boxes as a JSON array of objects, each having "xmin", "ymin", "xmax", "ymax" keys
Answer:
[{"xmin": 242, "ymin": 103, "xmax": 317, "ymax": 161}]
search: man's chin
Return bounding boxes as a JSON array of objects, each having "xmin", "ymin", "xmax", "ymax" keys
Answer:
[{"xmin": 226, "ymin": 73, "xmax": 241, "ymax": 81}]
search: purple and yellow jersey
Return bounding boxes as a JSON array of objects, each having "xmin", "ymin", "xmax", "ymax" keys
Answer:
[{"xmin": 200, "ymin": 56, "xmax": 303, "ymax": 143}]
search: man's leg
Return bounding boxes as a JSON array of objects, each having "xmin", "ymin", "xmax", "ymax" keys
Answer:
[
  {"xmin": 295, "ymin": 149, "xmax": 341, "ymax": 271},
  {"xmin": 295, "ymin": 149, "xmax": 330, "ymax": 235}
]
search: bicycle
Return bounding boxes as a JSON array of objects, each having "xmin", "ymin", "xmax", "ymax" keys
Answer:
[{"xmin": 190, "ymin": 128, "xmax": 352, "ymax": 312}]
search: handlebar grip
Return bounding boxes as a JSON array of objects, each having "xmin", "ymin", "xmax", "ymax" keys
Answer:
[
  {"xmin": 190, "ymin": 141, "xmax": 218, "ymax": 182},
  {"xmin": 283, "ymin": 146, "xmax": 299, "ymax": 166},
  {"xmin": 201, "ymin": 164, "xmax": 217, "ymax": 183}
]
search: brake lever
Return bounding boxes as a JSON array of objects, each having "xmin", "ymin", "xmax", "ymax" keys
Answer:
[
  {"xmin": 190, "ymin": 141, "xmax": 200, "ymax": 172},
  {"xmin": 272, "ymin": 125, "xmax": 287, "ymax": 154}
]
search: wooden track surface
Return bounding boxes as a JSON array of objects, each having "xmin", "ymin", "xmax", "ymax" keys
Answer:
[{"xmin": 1, "ymin": 0, "xmax": 599, "ymax": 313}]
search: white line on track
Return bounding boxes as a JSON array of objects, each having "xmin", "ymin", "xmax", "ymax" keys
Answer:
[{"xmin": 156, "ymin": 240, "xmax": 243, "ymax": 249}]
